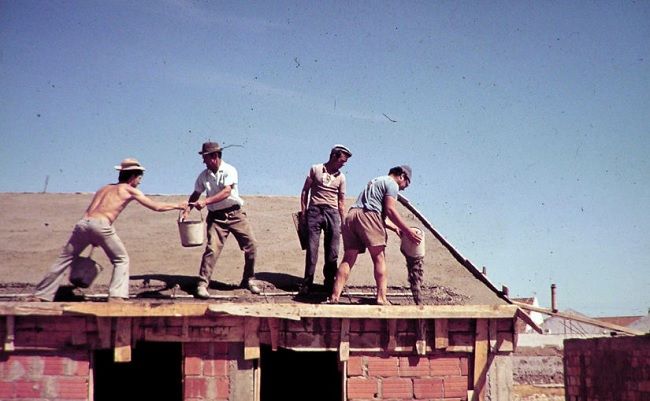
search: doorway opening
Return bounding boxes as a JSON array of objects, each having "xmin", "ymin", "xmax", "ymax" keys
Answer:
[
  {"xmin": 260, "ymin": 345, "xmax": 342, "ymax": 401},
  {"xmin": 93, "ymin": 342, "xmax": 182, "ymax": 401}
]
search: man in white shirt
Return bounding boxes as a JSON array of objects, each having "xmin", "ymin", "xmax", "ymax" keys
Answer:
[{"xmin": 185, "ymin": 142, "xmax": 260, "ymax": 298}]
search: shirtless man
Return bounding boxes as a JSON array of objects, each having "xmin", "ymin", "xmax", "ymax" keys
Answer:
[{"xmin": 32, "ymin": 158, "xmax": 187, "ymax": 302}]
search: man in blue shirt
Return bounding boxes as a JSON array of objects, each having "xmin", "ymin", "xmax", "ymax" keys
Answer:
[{"xmin": 328, "ymin": 165, "xmax": 422, "ymax": 305}]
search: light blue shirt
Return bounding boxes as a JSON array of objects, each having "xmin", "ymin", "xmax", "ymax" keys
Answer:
[{"xmin": 352, "ymin": 175, "xmax": 398, "ymax": 213}]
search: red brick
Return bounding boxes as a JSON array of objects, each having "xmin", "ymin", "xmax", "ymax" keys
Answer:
[
  {"xmin": 381, "ymin": 377, "xmax": 413, "ymax": 398},
  {"xmin": 414, "ymin": 377, "xmax": 444, "ymax": 398},
  {"xmin": 185, "ymin": 377, "xmax": 208, "ymax": 399},
  {"xmin": 430, "ymin": 356, "xmax": 460, "ymax": 376},
  {"xmin": 399, "ymin": 356, "xmax": 429, "ymax": 377},
  {"xmin": 214, "ymin": 376, "xmax": 230, "ymax": 399},
  {"xmin": 0, "ymin": 382, "xmax": 15, "ymax": 398},
  {"xmin": 185, "ymin": 356, "xmax": 203, "ymax": 376},
  {"xmin": 204, "ymin": 359, "xmax": 228, "ymax": 377},
  {"xmin": 15, "ymin": 380, "xmax": 41, "ymax": 398},
  {"xmin": 444, "ymin": 375, "xmax": 468, "ymax": 398},
  {"xmin": 367, "ymin": 356, "xmax": 399, "ymax": 377},
  {"xmin": 8, "ymin": 354, "xmax": 35, "ymax": 374},
  {"xmin": 347, "ymin": 356, "xmax": 364, "ymax": 377},
  {"xmin": 347, "ymin": 377, "xmax": 379, "ymax": 399},
  {"xmin": 73, "ymin": 359, "xmax": 90, "ymax": 376},
  {"xmin": 43, "ymin": 356, "xmax": 66, "ymax": 375},
  {"xmin": 459, "ymin": 356, "xmax": 469, "ymax": 376},
  {"xmin": 56, "ymin": 377, "xmax": 88, "ymax": 400}
]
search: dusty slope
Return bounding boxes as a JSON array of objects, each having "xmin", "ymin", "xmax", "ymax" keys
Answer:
[{"xmin": 0, "ymin": 193, "xmax": 504, "ymax": 304}]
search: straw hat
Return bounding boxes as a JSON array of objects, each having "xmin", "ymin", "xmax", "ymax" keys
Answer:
[{"xmin": 114, "ymin": 158, "xmax": 146, "ymax": 171}]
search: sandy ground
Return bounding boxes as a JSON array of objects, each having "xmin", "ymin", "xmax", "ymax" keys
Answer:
[{"xmin": 0, "ymin": 192, "xmax": 504, "ymax": 304}]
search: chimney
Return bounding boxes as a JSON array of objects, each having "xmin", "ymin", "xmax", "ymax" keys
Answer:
[{"xmin": 551, "ymin": 284, "xmax": 558, "ymax": 313}]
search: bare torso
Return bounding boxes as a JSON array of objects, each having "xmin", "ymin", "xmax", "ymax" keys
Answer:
[{"xmin": 83, "ymin": 183, "xmax": 135, "ymax": 224}]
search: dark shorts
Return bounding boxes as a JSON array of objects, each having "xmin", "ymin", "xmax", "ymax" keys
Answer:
[{"xmin": 342, "ymin": 208, "xmax": 387, "ymax": 252}]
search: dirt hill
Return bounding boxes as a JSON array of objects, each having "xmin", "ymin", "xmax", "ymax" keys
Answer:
[{"xmin": 0, "ymin": 193, "xmax": 505, "ymax": 305}]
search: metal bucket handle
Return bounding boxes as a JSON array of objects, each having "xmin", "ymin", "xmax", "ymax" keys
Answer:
[{"xmin": 178, "ymin": 207, "xmax": 203, "ymax": 223}]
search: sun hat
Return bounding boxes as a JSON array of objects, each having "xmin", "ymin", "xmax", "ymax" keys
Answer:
[
  {"xmin": 198, "ymin": 142, "xmax": 222, "ymax": 155},
  {"xmin": 331, "ymin": 144, "xmax": 352, "ymax": 157},
  {"xmin": 114, "ymin": 158, "xmax": 146, "ymax": 171}
]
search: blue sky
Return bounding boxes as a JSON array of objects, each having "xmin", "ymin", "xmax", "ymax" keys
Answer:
[{"xmin": 1, "ymin": 0, "xmax": 648, "ymax": 316}]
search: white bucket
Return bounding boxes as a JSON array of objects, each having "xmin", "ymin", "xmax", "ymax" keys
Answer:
[
  {"xmin": 400, "ymin": 227, "xmax": 425, "ymax": 257},
  {"xmin": 69, "ymin": 247, "xmax": 103, "ymax": 288},
  {"xmin": 178, "ymin": 209, "xmax": 205, "ymax": 247}
]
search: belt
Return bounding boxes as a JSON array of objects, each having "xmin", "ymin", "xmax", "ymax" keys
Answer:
[
  {"xmin": 213, "ymin": 204, "xmax": 241, "ymax": 214},
  {"xmin": 209, "ymin": 204, "xmax": 241, "ymax": 219}
]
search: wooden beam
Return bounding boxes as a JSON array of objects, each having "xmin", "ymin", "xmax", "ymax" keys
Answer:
[
  {"xmin": 339, "ymin": 319, "xmax": 350, "ymax": 362},
  {"xmin": 397, "ymin": 194, "xmax": 507, "ymax": 301},
  {"xmin": 387, "ymin": 320, "xmax": 397, "ymax": 352},
  {"xmin": 489, "ymin": 319, "xmax": 498, "ymax": 353},
  {"xmin": 472, "ymin": 319, "xmax": 488, "ymax": 401},
  {"xmin": 267, "ymin": 318, "xmax": 280, "ymax": 351},
  {"xmin": 4, "ymin": 316, "xmax": 15, "ymax": 352},
  {"xmin": 512, "ymin": 301, "xmax": 642, "ymax": 335},
  {"xmin": 96, "ymin": 317, "xmax": 112, "ymax": 349},
  {"xmin": 434, "ymin": 318, "xmax": 448, "ymax": 350},
  {"xmin": 209, "ymin": 303, "xmax": 522, "ymax": 320},
  {"xmin": 244, "ymin": 317, "xmax": 260, "ymax": 360},
  {"xmin": 415, "ymin": 319, "xmax": 427, "ymax": 355},
  {"xmin": 114, "ymin": 318, "xmax": 132, "ymax": 363},
  {"xmin": 0, "ymin": 301, "xmax": 523, "ymax": 320}
]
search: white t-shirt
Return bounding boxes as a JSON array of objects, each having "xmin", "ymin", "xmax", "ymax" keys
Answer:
[{"xmin": 193, "ymin": 161, "xmax": 244, "ymax": 211}]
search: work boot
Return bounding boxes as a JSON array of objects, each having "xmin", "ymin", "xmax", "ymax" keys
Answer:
[
  {"xmin": 241, "ymin": 279, "xmax": 261, "ymax": 295},
  {"xmin": 298, "ymin": 284, "xmax": 310, "ymax": 296},
  {"xmin": 195, "ymin": 286, "xmax": 210, "ymax": 299},
  {"xmin": 298, "ymin": 280, "xmax": 312, "ymax": 296}
]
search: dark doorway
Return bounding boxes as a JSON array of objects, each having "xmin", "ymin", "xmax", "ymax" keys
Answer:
[
  {"xmin": 260, "ymin": 346, "xmax": 342, "ymax": 401},
  {"xmin": 93, "ymin": 342, "xmax": 182, "ymax": 401}
]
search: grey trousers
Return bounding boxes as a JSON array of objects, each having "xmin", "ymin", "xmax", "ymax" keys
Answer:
[
  {"xmin": 198, "ymin": 208, "xmax": 257, "ymax": 288},
  {"xmin": 34, "ymin": 218, "xmax": 130, "ymax": 300}
]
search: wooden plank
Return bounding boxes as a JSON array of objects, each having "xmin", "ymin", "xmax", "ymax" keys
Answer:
[
  {"xmin": 144, "ymin": 323, "xmax": 244, "ymax": 342},
  {"xmin": 489, "ymin": 319, "xmax": 498, "ymax": 353},
  {"xmin": 209, "ymin": 304, "xmax": 521, "ymax": 320},
  {"xmin": 96, "ymin": 317, "xmax": 112, "ymax": 349},
  {"xmin": 267, "ymin": 318, "xmax": 280, "ymax": 351},
  {"xmin": 114, "ymin": 318, "xmax": 132, "ymax": 363},
  {"xmin": 387, "ymin": 320, "xmax": 397, "ymax": 352},
  {"xmin": 0, "ymin": 301, "xmax": 521, "ymax": 320},
  {"xmin": 434, "ymin": 318, "xmax": 448, "ymax": 350},
  {"xmin": 4, "ymin": 316, "xmax": 15, "ymax": 352},
  {"xmin": 512, "ymin": 301, "xmax": 642, "ymax": 335},
  {"xmin": 131, "ymin": 317, "xmax": 142, "ymax": 347},
  {"xmin": 472, "ymin": 319, "xmax": 488, "ymax": 401},
  {"xmin": 415, "ymin": 319, "xmax": 427, "ymax": 355},
  {"xmin": 244, "ymin": 317, "xmax": 260, "ymax": 360},
  {"xmin": 339, "ymin": 319, "xmax": 350, "ymax": 362}
]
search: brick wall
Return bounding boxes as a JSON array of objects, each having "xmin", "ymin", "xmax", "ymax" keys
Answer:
[
  {"xmin": 347, "ymin": 353, "xmax": 470, "ymax": 400},
  {"xmin": 564, "ymin": 335, "xmax": 650, "ymax": 401},
  {"xmin": 0, "ymin": 350, "xmax": 90, "ymax": 400},
  {"xmin": 183, "ymin": 342, "xmax": 231, "ymax": 401}
]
